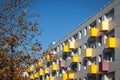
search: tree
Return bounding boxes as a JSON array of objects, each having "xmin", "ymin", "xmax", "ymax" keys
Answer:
[{"xmin": 0, "ymin": 0, "xmax": 42, "ymax": 80}]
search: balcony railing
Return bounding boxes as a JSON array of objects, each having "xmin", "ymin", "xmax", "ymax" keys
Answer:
[
  {"xmin": 46, "ymin": 55, "xmax": 51, "ymax": 62},
  {"xmin": 39, "ymin": 69, "xmax": 44, "ymax": 76},
  {"xmin": 28, "ymin": 66, "xmax": 34, "ymax": 72},
  {"xmin": 63, "ymin": 45, "xmax": 69, "ymax": 53},
  {"xmin": 50, "ymin": 77, "xmax": 56, "ymax": 80},
  {"xmin": 99, "ymin": 20, "xmax": 109, "ymax": 32},
  {"xmin": 46, "ymin": 77, "xmax": 50, "ymax": 80},
  {"xmin": 33, "ymin": 72, "xmax": 38, "ymax": 79},
  {"xmin": 60, "ymin": 60, "xmax": 66, "ymax": 68},
  {"xmin": 68, "ymin": 41, "xmax": 77, "ymax": 50},
  {"xmin": 62, "ymin": 73, "xmax": 68, "ymax": 80},
  {"xmin": 106, "ymin": 37, "xmax": 116, "ymax": 48},
  {"xmin": 89, "ymin": 28, "xmax": 98, "ymax": 37},
  {"xmin": 44, "ymin": 68, "xmax": 50, "ymax": 74},
  {"xmin": 84, "ymin": 48, "xmax": 93, "ymax": 58},
  {"xmin": 30, "ymin": 74, "xmax": 34, "ymax": 80},
  {"xmin": 50, "ymin": 54, "xmax": 57, "ymax": 61},
  {"xmin": 99, "ymin": 61, "xmax": 109, "ymax": 72},
  {"xmin": 88, "ymin": 64, "xmax": 98, "ymax": 74},
  {"xmin": 72, "ymin": 55, "xmax": 79, "ymax": 62},
  {"xmin": 68, "ymin": 72, "xmax": 75, "ymax": 79},
  {"xmin": 52, "ymin": 64, "xmax": 59, "ymax": 71}
]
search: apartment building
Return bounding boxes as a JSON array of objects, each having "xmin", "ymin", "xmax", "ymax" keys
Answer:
[{"xmin": 27, "ymin": 0, "xmax": 120, "ymax": 80}]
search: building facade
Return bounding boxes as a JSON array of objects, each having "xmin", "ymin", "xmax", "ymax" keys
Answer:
[{"xmin": 28, "ymin": 0, "xmax": 120, "ymax": 80}]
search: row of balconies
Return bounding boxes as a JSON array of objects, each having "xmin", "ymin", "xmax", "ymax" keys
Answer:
[
  {"xmin": 63, "ymin": 37, "xmax": 116, "ymax": 53},
  {"xmin": 28, "ymin": 61, "xmax": 109, "ymax": 79},
  {"xmin": 89, "ymin": 20, "xmax": 109, "ymax": 37}
]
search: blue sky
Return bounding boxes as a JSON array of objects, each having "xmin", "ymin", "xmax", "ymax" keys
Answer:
[{"xmin": 31, "ymin": 0, "xmax": 112, "ymax": 52}]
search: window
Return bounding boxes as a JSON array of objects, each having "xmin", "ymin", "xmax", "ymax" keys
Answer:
[
  {"xmin": 90, "ymin": 21, "xmax": 97, "ymax": 28},
  {"xmin": 73, "ymin": 48, "xmax": 77, "ymax": 54},
  {"xmin": 97, "ymin": 36, "xmax": 102, "ymax": 46},
  {"xmin": 57, "ymin": 46, "xmax": 59, "ymax": 52},
  {"xmin": 107, "ymin": 72, "xmax": 115, "ymax": 80},
  {"xmin": 78, "ymin": 46, "xmax": 82, "ymax": 55},
  {"xmin": 91, "ymin": 57, "xmax": 97, "ymax": 64},
  {"xmin": 98, "ymin": 55, "xmax": 102, "ymax": 62},
  {"xmin": 106, "ymin": 29, "xmax": 115, "ymax": 37},
  {"xmin": 74, "ymin": 33, "xmax": 78, "ymax": 40},
  {"xmin": 84, "ymin": 27, "xmax": 87, "ymax": 36},
  {"xmin": 103, "ymin": 50, "xmax": 115, "ymax": 62},
  {"xmin": 84, "ymin": 43, "xmax": 87, "ymax": 49},
  {"xmin": 83, "ymin": 60, "xmax": 87, "ymax": 69},
  {"xmin": 105, "ymin": 9, "xmax": 114, "ymax": 21},
  {"xmin": 56, "ymin": 71, "xmax": 59, "ymax": 77},
  {"xmin": 88, "ymin": 39, "xmax": 96, "ymax": 48},
  {"xmin": 84, "ymin": 77, "xmax": 87, "ymax": 80},
  {"xmin": 78, "ymin": 62, "xmax": 81, "ymax": 71},
  {"xmin": 54, "ymin": 48, "xmax": 57, "ymax": 53},
  {"xmin": 103, "ymin": 35, "xmax": 107, "ymax": 44},
  {"xmin": 78, "ymin": 31, "xmax": 82, "ymax": 39},
  {"xmin": 60, "ymin": 44, "xmax": 62, "ymax": 50}
]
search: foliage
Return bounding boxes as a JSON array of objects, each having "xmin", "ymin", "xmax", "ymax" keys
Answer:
[{"xmin": 0, "ymin": 0, "xmax": 41, "ymax": 79}]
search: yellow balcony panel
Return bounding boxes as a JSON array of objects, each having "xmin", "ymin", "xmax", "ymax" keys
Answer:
[
  {"xmin": 62, "ymin": 73, "xmax": 68, "ymax": 80},
  {"xmin": 33, "ymin": 72, "xmax": 39, "ymax": 79},
  {"xmin": 39, "ymin": 69, "xmax": 44, "ymax": 76},
  {"xmin": 84, "ymin": 48, "xmax": 93, "ymax": 58},
  {"xmin": 46, "ymin": 77, "xmax": 50, "ymax": 80},
  {"xmin": 28, "ymin": 66, "xmax": 34, "ymax": 72},
  {"xmin": 45, "ymin": 68, "xmax": 50, "ymax": 74},
  {"xmin": 46, "ymin": 55, "xmax": 51, "ymax": 62},
  {"xmin": 63, "ymin": 45, "xmax": 69, "ymax": 53},
  {"xmin": 68, "ymin": 42, "xmax": 77, "ymax": 49},
  {"xmin": 50, "ymin": 77, "xmax": 56, "ymax": 80},
  {"xmin": 68, "ymin": 72, "xmax": 75, "ymax": 79},
  {"xmin": 52, "ymin": 64, "xmax": 58, "ymax": 71},
  {"xmin": 35, "ymin": 63, "xmax": 39, "ymax": 68},
  {"xmin": 38, "ymin": 61, "xmax": 43, "ymax": 67},
  {"xmin": 89, "ymin": 28, "xmax": 98, "ymax": 37},
  {"xmin": 30, "ymin": 74, "xmax": 34, "ymax": 79},
  {"xmin": 99, "ymin": 20, "xmax": 109, "ymax": 32},
  {"xmin": 88, "ymin": 64, "xmax": 98, "ymax": 74},
  {"xmin": 72, "ymin": 55, "xmax": 79, "ymax": 62},
  {"xmin": 106, "ymin": 37, "xmax": 116, "ymax": 48}
]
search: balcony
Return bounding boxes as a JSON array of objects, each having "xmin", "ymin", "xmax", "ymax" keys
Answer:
[
  {"xmin": 52, "ymin": 64, "xmax": 58, "ymax": 71},
  {"xmin": 106, "ymin": 37, "xmax": 116, "ymax": 48},
  {"xmin": 89, "ymin": 28, "xmax": 97, "ymax": 37},
  {"xmin": 38, "ymin": 61, "xmax": 43, "ymax": 67},
  {"xmin": 68, "ymin": 72, "xmax": 75, "ymax": 79},
  {"xmin": 35, "ymin": 62, "xmax": 39, "ymax": 69},
  {"xmin": 50, "ymin": 54, "xmax": 57, "ymax": 61},
  {"xmin": 46, "ymin": 55, "xmax": 51, "ymax": 62},
  {"xmin": 72, "ymin": 55, "xmax": 79, "ymax": 62},
  {"xmin": 39, "ymin": 69, "xmax": 44, "ymax": 76},
  {"xmin": 99, "ymin": 20, "xmax": 109, "ymax": 32},
  {"xmin": 99, "ymin": 61, "xmax": 109, "ymax": 72},
  {"xmin": 68, "ymin": 41, "xmax": 77, "ymax": 50},
  {"xmin": 33, "ymin": 72, "xmax": 38, "ymax": 79},
  {"xmin": 45, "ymin": 68, "xmax": 50, "ymax": 74},
  {"xmin": 30, "ymin": 74, "xmax": 34, "ymax": 80},
  {"xmin": 50, "ymin": 77, "xmax": 55, "ymax": 80},
  {"xmin": 84, "ymin": 48, "xmax": 93, "ymax": 58},
  {"xmin": 63, "ymin": 45, "xmax": 69, "ymax": 53},
  {"xmin": 28, "ymin": 66, "xmax": 34, "ymax": 72},
  {"xmin": 88, "ymin": 64, "xmax": 98, "ymax": 74},
  {"xmin": 60, "ymin": 60, "xmax": 66, "ymax": 68},
  {"xmin": 62, "ymin": 73, "xmax": 68, "ymax": 80},
  {"xmin": 46, "ymin": 77, "xmax": 49, "ymax": 80}
]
